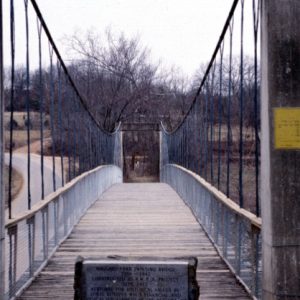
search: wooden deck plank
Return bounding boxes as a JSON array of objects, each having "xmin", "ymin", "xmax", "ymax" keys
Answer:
[{"xmin": 17, "ymin": 183, "xmax": 250, "ymax": 300}]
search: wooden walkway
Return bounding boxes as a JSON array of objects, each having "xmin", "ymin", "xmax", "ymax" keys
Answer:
[{"xmin": 18, "ymin": 183, "xmax": 250, "ymax": 299}]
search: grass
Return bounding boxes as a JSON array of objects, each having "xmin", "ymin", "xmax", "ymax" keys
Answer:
[
  {"xmin": 4, "ymin": 165, "xmax": 23, "ymax": 209},
  {"xmin": 4, "ymin": 130, "xmax": 51, "ymax": 151},
  {"xmin": 4, "ymin": 112, "xmax": 50, "ymax": 130},
  {"xmin": 193, "ymin": 150, "xmax": 258, "ymax": 214},
  {"xmin": 198, "ymin": 125, "xmax": 259, "ymax": 214},
  {"xmin": 4, "ymin": 129, "xmax": 51, "ymax": 204}
]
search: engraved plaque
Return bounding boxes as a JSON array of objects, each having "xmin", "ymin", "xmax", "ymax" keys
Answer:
[{"xmin": 74, "ymin": 257, "xmax": 199, "ymax": 300}]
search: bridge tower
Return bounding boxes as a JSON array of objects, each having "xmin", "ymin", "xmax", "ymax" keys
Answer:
[{"xmin": 261, "ymin": 0, "xmax": 300, "ymax": 298}]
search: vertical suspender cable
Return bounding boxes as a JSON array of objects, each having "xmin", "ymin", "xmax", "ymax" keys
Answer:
[
  {"xmin": 8, "ymin": 0, "xmax": 15, "ymax": 218},
  {"xmin": 239, "ymin": 0, "xmax": 245, "ymax": 208},
  {"xmin": 199, "ymin": 93, "xmax": 205, "ymax": 177},
  {"xmin": 72, "ymin": 93, "xmax": 77, "ymax": 178},
  {"xmin": 57, "ymin": 63, "xmax": 64, "ymax": 186},
  {"xmin": 49, "ymin": 46, "xmax": 56, "ymax": 191},
  {"xmin": 204, "ymin": 79, "xmax": 210, "ymax": 180},
  {"xmin": 226, "ymin": 20, "xmax": 234, "ymax": 199},
  {"xmin": 217, "ymin": 43, "xmax": 224, "ymax": 189},
  {"xmin": 198, "ymin": 97, "xmax": 203, "ymax": 176},
  {"xmin": 253, "ymin": 0, "xmax": 260, "ymax": 216},
  {"xmin": 67, "ymin": 87, "xmax": 71, "ymax": 181},
  {"xmin": 210, "ymin": 63, "xmax": 216, "ymax": 184},
  {"xmin": 78, "ymin": 110, "xmax": 83, "ymax": 174},
  {"xmin": 24, "ymin": 0, "xmax": 32, "ymax": 209},
  {"xmin": 37, "ymin": 19, "xmax": 45, "ymax": 199}
]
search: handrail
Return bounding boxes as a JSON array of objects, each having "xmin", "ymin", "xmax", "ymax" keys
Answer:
[
  {"xmin": 4, "ymin": 165, "xmax": 123, "ymax": 299},
  {"xmin": 161, "ymin": 163, "xmax": 262, "ymax": 299},
  {"xmin": 5, "ymin": 165, "xmax": 114, "ymax": 228},
  {"xmin": 172, "ymin": 164, "xmax": 261, "ymax": 229}
]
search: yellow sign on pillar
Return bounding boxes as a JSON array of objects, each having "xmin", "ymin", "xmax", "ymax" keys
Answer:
[{"xmin": 274, "ymin": 108, "xmax": 300, "ymax": 149}]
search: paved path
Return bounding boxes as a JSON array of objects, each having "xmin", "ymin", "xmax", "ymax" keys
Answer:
[
  {"xmin": 17, "ymin": 183, "xmax": 250, "ymax": 299},
  {"xmin": 5, "ymin": 153, "xmax": 62, "ymax": 217}
]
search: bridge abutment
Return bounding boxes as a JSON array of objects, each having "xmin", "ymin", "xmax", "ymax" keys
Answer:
[{"xmin": 261, "ymin": 0, "xmax": 300, "ymax": 298}]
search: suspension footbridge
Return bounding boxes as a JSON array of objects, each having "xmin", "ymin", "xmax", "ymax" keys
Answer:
[{"xmin": 0, "ymin": 0, "xmax": 299, "ymax": 299}]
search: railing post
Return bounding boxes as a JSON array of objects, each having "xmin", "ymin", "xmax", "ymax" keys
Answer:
[
  {"xmin": 8, "ymin": 225, "xmax": 17, "ymax": 298},
  {"xmin": 159, "ymin": 131, "xmax": 163, "ymax": 181},
  {"xmin": 250, "ymin": 225, "xmax": 260, "ymax": 298},
  {"xmin": 53, "ymin": 199, "xmax": 58, "ymax": 246},
  {"xmin": 27, "ymin": 217, "xmax": 35, "ymax": 277},
  {"xmin": 234, "ymin": 214, "xmax": 241, "ymax": 276},
  {"xmin": 120, "ymin": 131, "xmax": 124, "ymax": 171},
  {"xmin": 261, "ymin": 0, "xmax": 300, "ymax": 298},
  {"xmin": 0, "ymin": 0, "xmax": 5, "ymax": 296},
  {"xmin": 42, "ymin": 206, "xmax": 49, "ymax": 260},
  {"xmin": 222, "ymin": 208, "xmax": 227, "ymax": 259},
  {"xmin": 63, "ymin": 196, "xmax": 68, "ymax": 236}
]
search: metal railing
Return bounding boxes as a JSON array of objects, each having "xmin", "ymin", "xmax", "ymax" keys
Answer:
[
  {"xmin": 160, "ymin": 0, "xmax": 262, "ymax": 298},
  {"xmin": 4, "ymin": 165, "xmax": 122, "ymax": 299},
  {"xmin": 161, "ymin": 164, "xmax": 261, "ymax": 299}
]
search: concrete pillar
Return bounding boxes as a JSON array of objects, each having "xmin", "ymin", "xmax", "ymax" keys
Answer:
[
  {"xmin": 261, "ymin": 0, "xmax": 300, "ymax": 299},
  {"xmin": 0, "ymin": 0, "xmax": 5, "ymax": 297}
]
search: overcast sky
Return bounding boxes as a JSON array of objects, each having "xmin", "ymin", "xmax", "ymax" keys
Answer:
[{"xmin": 3, "ymin": 0, "xmax": 256, "ymax": 78}]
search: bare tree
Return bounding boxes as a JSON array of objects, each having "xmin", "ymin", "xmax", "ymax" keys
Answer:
[{"xmin": 65, "ymin": 29, "xmax": 159, "ymax": 131}]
